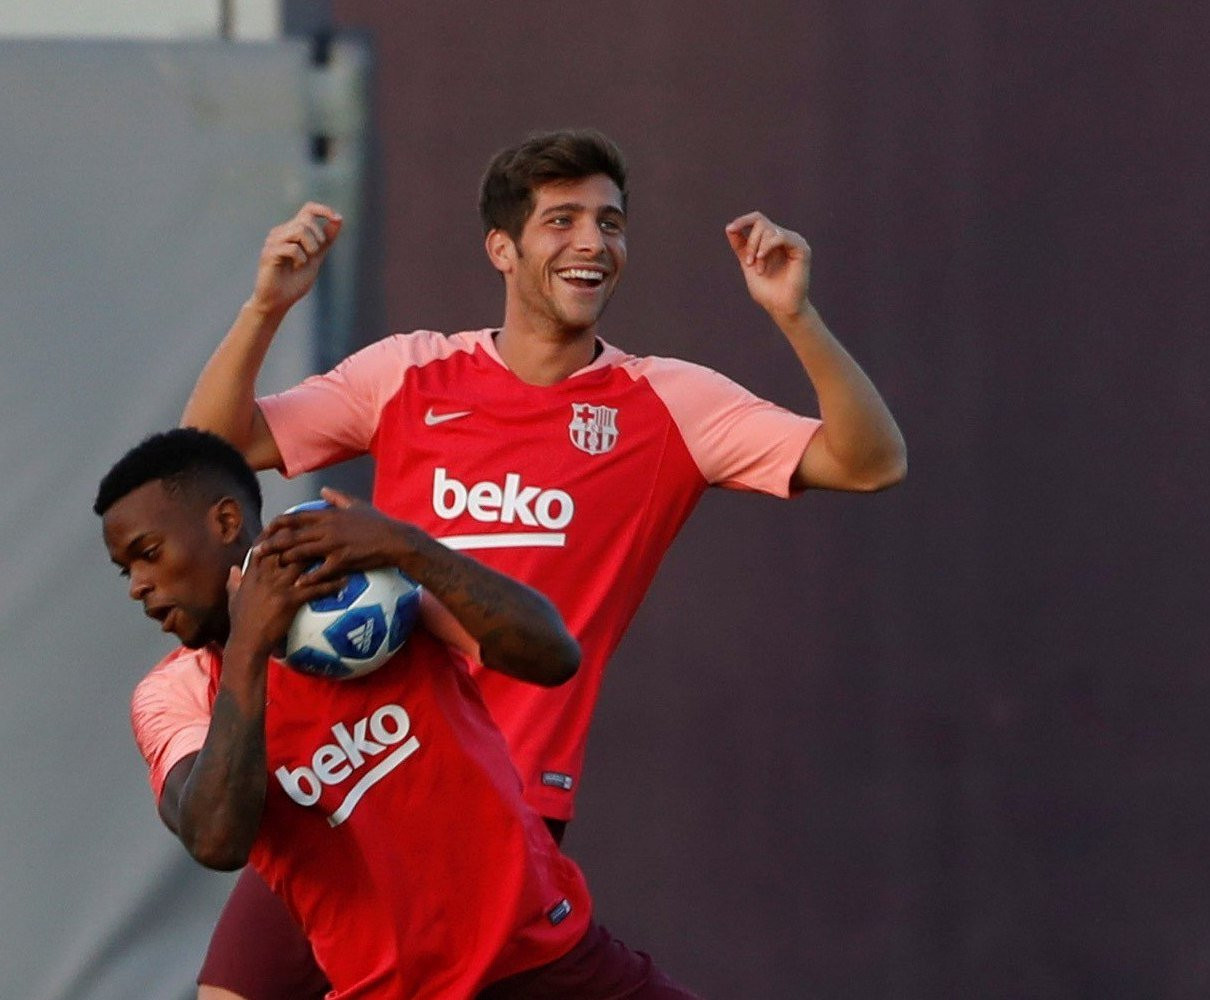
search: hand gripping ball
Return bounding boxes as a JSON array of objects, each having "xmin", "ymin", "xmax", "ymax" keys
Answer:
[{"xmin": 274, "ymin": 500, "xmax": 421, "ymax": 680}]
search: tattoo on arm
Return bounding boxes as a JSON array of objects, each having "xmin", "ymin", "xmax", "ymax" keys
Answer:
[{"xmin": 407, "ymin": 543, "xmax": 576, "ymax": 684}]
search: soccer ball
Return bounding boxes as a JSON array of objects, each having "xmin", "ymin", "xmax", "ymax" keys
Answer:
[{"xmin": 276, "ymin": 500, "xmax": 422, "ymax": 680}]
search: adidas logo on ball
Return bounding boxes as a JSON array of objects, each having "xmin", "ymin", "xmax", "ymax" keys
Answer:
[{"xmin": 346, "ymin": 620, "xmax": 376, "ymax": 655}]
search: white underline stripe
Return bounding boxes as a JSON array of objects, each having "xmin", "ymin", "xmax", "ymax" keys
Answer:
[
  {"xmin": 439, "ymin": 533, "xmax": 567, "ymax": 551},
  {"xmin": 327, "ymin": 736, "xmax": 420, "ymax": 827}
]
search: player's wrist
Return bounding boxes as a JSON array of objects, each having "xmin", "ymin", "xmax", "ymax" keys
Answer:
[
  {"xmin": 771, "ymin": 299, "xmax": 821, "ymax": 331},
  {"xmin": 387, "ymin": 520, "xmax": 438, "ymax": 575},
  {"xmin": 240, "ymin": 295, "xmax": 291, "ymax": 327},
  {"xmin": 223, "ymin": 628, "xmax": 279, "ymax": 670}
]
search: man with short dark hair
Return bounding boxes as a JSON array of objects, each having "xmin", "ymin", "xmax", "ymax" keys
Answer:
[
  {"xmin": 98, "ymin": 427, "xmax": 700, "ymax": 999},
  {"xmin": 182, "ymin": 128, "xmax": 906, "ymax": 999},
  {"xmin": 478, "ymin": 128, "xmax": 629, "ymax": 240}
]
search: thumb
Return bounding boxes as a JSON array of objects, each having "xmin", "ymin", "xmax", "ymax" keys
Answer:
[
  {"xmin": 322, "ymin": 214, "xmax": 344, "ymax": 244},
  {"xmin": 227, "ymin": 563, "xmax": 244, "ymax": 598},
  {"xmin": 319, "ymin": 486, "xmax": 356, "ymax": 509},
  {"xmin": 724, "ymin": 225, "xmax": 748, "ymax": 260}
]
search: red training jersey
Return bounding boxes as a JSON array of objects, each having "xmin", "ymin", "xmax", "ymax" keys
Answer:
[
  {"xmin": 131, "ymin": 633, "xmax": 591, "ymax": 999},
  {"xmin": 259, "ymin": 329, "xmax": 819, "ymax": 819}
]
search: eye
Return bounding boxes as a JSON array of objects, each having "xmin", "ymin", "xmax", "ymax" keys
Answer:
[
  {"xmin": 548, "ymin": 215, "xmax": 572, "ymax": 227},
  {"xmin": 599, "ymin": 217, "xmax": 625, "ymax": 235}
]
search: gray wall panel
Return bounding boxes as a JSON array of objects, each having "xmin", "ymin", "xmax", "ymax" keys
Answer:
[{"xmin": 0, "ymin": 40, "xmax": 327, "ymax": 999}]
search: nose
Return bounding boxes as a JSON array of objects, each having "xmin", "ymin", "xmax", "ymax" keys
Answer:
[
  {"xmin": 128, "ymin": 569, "xmax": 153, "ymax": 603},
  {"xmin": 573, "ymin": 218, "xmax": 606, "ymax": 254}
]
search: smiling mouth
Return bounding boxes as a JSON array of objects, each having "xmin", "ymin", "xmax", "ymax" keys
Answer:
[{"xmin": 556, "ymin": 267, "xmax": 607, "ymax": 288}]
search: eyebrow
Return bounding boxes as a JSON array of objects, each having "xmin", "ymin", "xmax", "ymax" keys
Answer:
[
  {"xmin": 540, "ymin": 202, "xmax": 626, "ymax": 219},
  {"xmin": 111, "ymin": 531, "xmax": 154, "ymax": 565}
]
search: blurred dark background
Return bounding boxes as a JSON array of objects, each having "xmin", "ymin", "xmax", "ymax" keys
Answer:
[{"xmin": 307, "ymin": 4, "xmax": 1209, "ymax": 996}]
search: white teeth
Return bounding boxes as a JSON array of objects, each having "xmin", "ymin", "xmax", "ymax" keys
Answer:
[{"xmin": 558, "ymin": 268, "xmax": 605, "ymax": 281}]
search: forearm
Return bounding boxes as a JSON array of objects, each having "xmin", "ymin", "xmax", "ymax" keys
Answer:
[
  {"xmin": 389, "ymin": 525, "xmax": 579, "ymax": 685},
  {"xmin": 175, "ymin": 641, "xmax": 269, "ymax": 870},
  {"xmin": 262, "ymin": 496, "xmax": 581, "ymax": 683},
  {"xmin": 779, "ymin": 305, "xmax": 907, "ymax": 491},
  {"xmin": 180, "ymin": 301, "xmax": 285, "ymax": 465}
]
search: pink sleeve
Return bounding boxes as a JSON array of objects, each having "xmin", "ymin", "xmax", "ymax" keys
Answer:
[
  {"xmin": 258, "ymin": 330, "xmax": 470, "ymax": 478},
  {"xmin": 130, "ymin": 650, "xmax": 213, "ymax": 803},
  {"xmin": 633, "ymin": 356, "xmax": 821, "ymax": 497}
]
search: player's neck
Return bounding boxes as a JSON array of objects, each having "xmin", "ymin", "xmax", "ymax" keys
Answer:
[{"xmin": 494, "ymin": 320, "xmax": 599, "ymax": 386}]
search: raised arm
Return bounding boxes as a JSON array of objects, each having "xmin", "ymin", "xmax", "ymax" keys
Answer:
[
  {"xmin": 157, "ymin": 557, "xmax": 339, "ymax": 870},
  {"xmin": 257, "ymin": 488, "xmax": 581, "ymax": 687},
  {"xmin": 180, "ymin": 203, "xmax": 343, "ymax": 471},
  {"xmin": 724, "ymin": 212, "xmax": 907, "ymax": 492}
]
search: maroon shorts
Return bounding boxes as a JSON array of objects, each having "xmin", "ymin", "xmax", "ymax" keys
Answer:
[
  {"xmin": 476, "ymin": 921, "xmax": 702, "ymax": 1000},
  {"xmin": 198, "ymin": 866, "xmax": 329, "ymax": 1000},
  {"xmin": 199, "ymin": 819, "xmax": 571, "ymax": 998}
]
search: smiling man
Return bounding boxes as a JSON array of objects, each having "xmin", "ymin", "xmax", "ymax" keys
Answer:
[
  {"xmin": 180, "ymin": 128, "xmax": 906, "ymax": 1000},
  {"xmin": 490, "ymin": 171, "xmax": 627, "ymax": 358}
]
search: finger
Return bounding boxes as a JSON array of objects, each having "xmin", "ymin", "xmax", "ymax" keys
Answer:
[
  {"xmin": 724, "ymin": 211, "xmax": 763, "ymax": 237},
  {"xmin": 266, "ymin": 236, "xmax": 309, "ymax": 270},
  {"xmin": 257, "ymin": 519, "xmax": 299, "ymax": 551},
  {"xmin": 319, "ymin": 486, "xmax": 357, "ymax": 509},
  {"xmin": 296, "ymin": 201, "xmax": 341, "ymax": 225},
  {"xmin": 294, "ymin": 574, "xmax": 350, "ymax": 601},
  {"xmin": 277, "ymin": 541, "xmax": 342, "ymax": 569},
  {"xmin": 751, "ymin": 226, "xmax": 779, "ymax": 269},
  {"xmin": 246, "ymin": 541, "xmax": 291, "ymax": 571},
  {"xmin": 286, "ymin": 236, "xmax": 318, "ymax": 263},
  {"xmin": 764, "ymin": 223, "xmax": 807, "ymax": 257},
  {"xmin": 724, "ymin": 224, "xmax": 749, "ymax": 260},
  {"xmin": 725, "ymin": 212, "xmax": 769, "ymax": 265},
  {"xmin": 755, "ymin": 221, "xmax": 804, "ymax": 274},
  {"xmin": 268, "ymin": 227, "xmax": 326, "ymax": 271},
  {"xmin": 293, "ymin": 222, "xmax": 323, "ymax": 257},
  {"xmin": 259, "ymin": 524, "xmax": 330, "ymax": 560},
  {"xmin": 298, "ymin": 558, "xmax": 352, "ymax": 586},
  {"xmin": 733, "ymin": 223, "xmax": 766, "ymax": 272},
  {"xmin": 724, "ymin": 218, "xmax": 755, "ymax": 260},
  {"xmin": 226, "ymin": 565, "xmax": 243, "ymax": 597},
  {"xmin": 260, "ymin": 551, "xmax": 311, "ymax": 588},
  {"xmin": 257, "ymin": 518, "xmax": 332, "ymax": 559},
  {"xmin": 317, "ymin": 213, "xmax": 343, "ymax": 242},
  {"xmin": 296, "ymin": 202, "xmax": 343, "ymax": 244},
  {"xmin": 753, "ymin": 223, "xmax": 786, "ymax": 274}
]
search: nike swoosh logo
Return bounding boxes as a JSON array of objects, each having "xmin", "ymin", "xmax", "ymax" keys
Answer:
[{"xmin": 424, "ymin": 407, "xmax": 473, "ymax": 426}]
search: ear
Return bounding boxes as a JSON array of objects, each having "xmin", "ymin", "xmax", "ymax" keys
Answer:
[
  {"xmin": 210, "ymin": 495, "xmax": 245, "ymax": 545},
  {"xmin": 485, "ymin": 228, "xmax": 516, "ymax": 275}
]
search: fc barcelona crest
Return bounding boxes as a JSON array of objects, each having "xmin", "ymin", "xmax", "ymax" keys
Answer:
[{"xmin": 568, "ymin": 403, "xmax": 619, "ymax": 455}]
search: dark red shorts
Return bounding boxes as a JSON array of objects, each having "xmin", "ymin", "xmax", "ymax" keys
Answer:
[
  {"xmin": 199, "ymin": 819, "xmax": 571, "ymax": 998},
  {"xmin": 476, "ymin": 921, "xmax": 702, "ymax": 1000},
  {"xmin": 198, "ymin": 866, "xmax": 329, "ymax": 1000},
  {"xmin": 201, "ymin": 866, "xmax": 697, "ymax": 1000}
]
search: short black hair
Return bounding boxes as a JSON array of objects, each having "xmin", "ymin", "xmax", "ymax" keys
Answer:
[
  {"xmin": 478, "ymin": 128, "xmax": 629, "ymax": 240},
  {"xmin": 94, "ymin": 427, "xmax": 263, "ymax": 518}
]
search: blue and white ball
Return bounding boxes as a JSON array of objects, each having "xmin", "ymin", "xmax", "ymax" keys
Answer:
[{"xmin": 279, "ymin": 500, "xmax": 422, "ymax": 680}]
